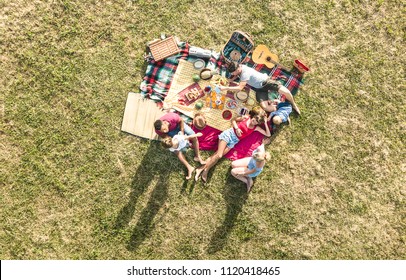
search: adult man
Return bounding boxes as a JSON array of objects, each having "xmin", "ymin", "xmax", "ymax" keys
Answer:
[
  {"xmin": 154, "ymin": 112, "xmax": 205, "ymax": 164},
  {"xmin": 219, "ymin": 63, "xmax": 301, "ymax": 115}
]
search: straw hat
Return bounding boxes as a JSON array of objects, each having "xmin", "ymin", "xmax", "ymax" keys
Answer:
[{"xmin": 193, "ymin": 114, "xmax": 207, "ymax": 130}]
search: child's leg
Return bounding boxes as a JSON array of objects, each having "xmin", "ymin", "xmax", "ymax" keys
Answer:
[
  {"xmin": 175, "ymin": 151, "xmax": 195, "ymax": 180},
  {"xmin": 231, "ymin": 157, "xmax": 251, "ymax": 169},
  {"xmin": 184, "ymin": 123, "xmax": 206, "ymax": 164},
  {"xmin": 231, "ymin": 167, "xmax": 249, "ymax": 184},
  {"xmin": 190, "ymin": 137, "xmax": 206, "ymax": 164}
]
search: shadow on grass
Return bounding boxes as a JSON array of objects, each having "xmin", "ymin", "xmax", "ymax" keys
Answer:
[
  {"xmin": 206, "ymin": 170, "xmax": 248, "ymax": 255},
  {"xmin": 114, "ymin": 141, "xmax": 171, "ymax": 251}
]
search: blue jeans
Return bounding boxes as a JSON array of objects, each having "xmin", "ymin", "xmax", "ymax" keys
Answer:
[{"xmin": 167, "ymin": 123, "xmax": 195, "ymax": 137}]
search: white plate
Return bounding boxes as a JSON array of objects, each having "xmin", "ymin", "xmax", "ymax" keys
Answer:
[{"xmin": 193, "ymin": 59, "xmax": 205, "ymax": 69}]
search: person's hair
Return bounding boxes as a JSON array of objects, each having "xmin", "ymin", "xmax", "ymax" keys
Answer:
[
  {"xmin": 267, "ymin": 79, "xmax": 282, "ymax": 91},
  {"xmin": 249, "ymin": 106, "xmax": 262, "ymax": 118},
  {"xmin": 249, "ymin": 106, "xmax": 265, "ymax": 124},
  {"xmin": 271, "ymin": 115, "xmax": 282, "ymax": 125},
  {"xmin": 227, "ymin": 62, "xmax": 238, "ymax": 73},
  {"xmin": 161, "ymin": 136, "xmax": 173, "ymax": 149},
  {"xmin": 154, "ymin": 119, "xmax": 163, "ymax": 131},
  {"xmin": 253, "ymin": 151, "xmax": 270, "ymax": 162}
]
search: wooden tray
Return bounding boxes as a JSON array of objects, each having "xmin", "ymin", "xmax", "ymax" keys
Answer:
[
  {"xmin": 177, "ymin": 83, "xmax": 203, "ymax": 106},
  {"xmin": 149, "ymin": 36, "xmax": 180, "ymax": 61}
]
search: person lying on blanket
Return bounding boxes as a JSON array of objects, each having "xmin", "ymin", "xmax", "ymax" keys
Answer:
[
  {"xmin": 154, "ymin": 112, "xmax": 205, "ymax": 164},
  {"xmin": 231, "ymin": 144, "xmax": 270, "ymax": 193},
  {"xmin": 218, "ymin": 62, "xmax": 301, "ymax": 115},
  {"xmin": 268, "ymin": 104, "xmax": 292, "ymax": 128},
  {"xmin": 195, "ymin": 106, "xmax": 270, "ymax": 183},
  {"xmin": 161, "ymin": 132, "xmax": 204, "ymax": 180}
]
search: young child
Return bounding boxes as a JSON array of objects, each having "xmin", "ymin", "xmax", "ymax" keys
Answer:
[
  {"xmin": 161, "ymin": 132, "xmax": 204, "ymax": 180},
  {"xmin": 230, "ymin": 144, "xmax": 270, "ymax": 192}
]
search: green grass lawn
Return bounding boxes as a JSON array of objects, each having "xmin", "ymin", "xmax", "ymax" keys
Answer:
[{"xmin": 1, "ymin": 0, "xmax": 405, "ymax": 259}]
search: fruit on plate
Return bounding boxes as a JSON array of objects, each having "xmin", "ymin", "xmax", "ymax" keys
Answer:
[{"xmin": 226, "ymin": 99, "xmax": 237, "ymax": 109}]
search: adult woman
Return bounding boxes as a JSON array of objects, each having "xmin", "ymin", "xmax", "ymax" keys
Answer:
[{"xmin": 195, "ymin": 107, "xmax": 270, "ymax": 183}]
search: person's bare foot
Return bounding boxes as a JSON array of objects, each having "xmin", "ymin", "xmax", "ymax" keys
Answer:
[
  {"xmin": 247, "ymin": 177, "xmax": 254, "ymax": 193},
  {"xmin": 194, "ymin": 168, "xmax": 204, "ymax": 181},
  {"xmin": 201, "ymin": 170, "xmax": 208, "ymax": 183},
  {"xmin": 292, "ymin": 104, "xmax": 301, "ymax": 115},
  {"xmin": 194, "ymin": 156, "xmax": 206, "ymax": 165},
  {"xmin": 186, "ymin": 167, "xmax": 195, "ymax": 180}
]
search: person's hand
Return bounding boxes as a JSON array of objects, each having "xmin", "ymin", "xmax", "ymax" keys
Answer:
[
  {"xmin": 235, "ymin": 127, "xmax": 242, "ymax": 137},
  {"xmin": 218, "ymin": 85, "xmax": 225, "ymax": 91},
  {"xmin": 196, "ymin": 132, "xmax": 203, "ymax": 137}
]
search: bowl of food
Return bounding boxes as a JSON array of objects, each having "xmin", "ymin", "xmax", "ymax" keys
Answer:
[
  {"xmin": 225, "ymin": 99, "xmax": 237, "ymax": 109},
  {"xmin": 235, "ymin": 91, "xmax": 248, "ymax": 102},
  {"xmin": 199, "ymin": 68, "xmax": 214, "ymax": 80},
  {"xmin": 222, "ymin": 110, "xmax": 232, "ymax": 120}
]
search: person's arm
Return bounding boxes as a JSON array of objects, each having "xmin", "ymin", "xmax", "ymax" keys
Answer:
[
  {"xmin": 231, "ymin": 116, "xmax": 246, "ymax": 138},
  {"xmin": 219, "ymin": 80, "xmax": 247, "ymax": 92},
  {"xmin": 184, "ymin": 132, "xmax": 203, "ymax": 140},
  {"xmin": 178, "ymin": 118, "xmax": 184, "ymax": 135}
]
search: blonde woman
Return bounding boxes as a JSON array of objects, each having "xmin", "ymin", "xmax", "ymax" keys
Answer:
[{"xmin": 230, "ymin": 144, "xmax": 270, "ymax": 192}]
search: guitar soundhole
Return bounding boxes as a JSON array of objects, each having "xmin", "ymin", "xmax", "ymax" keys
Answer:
[{"xmin": 266, "ymin": 57, "xmax": 271, "ymax": 62}]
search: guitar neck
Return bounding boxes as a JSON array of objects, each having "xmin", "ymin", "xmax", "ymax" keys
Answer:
[{"xmin": 257, "ymin": 57, "xmax": 290, "ymax": 72}]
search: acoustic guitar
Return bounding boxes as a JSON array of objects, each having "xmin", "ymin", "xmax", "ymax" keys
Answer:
[{"xmin": 252, "ymin": 44, "xmax": 280, "ymax": 68}]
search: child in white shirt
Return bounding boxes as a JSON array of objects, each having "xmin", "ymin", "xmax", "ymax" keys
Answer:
[{"xmin": 161, "ymin": 132, "xmax": 204, "ymax": 180}]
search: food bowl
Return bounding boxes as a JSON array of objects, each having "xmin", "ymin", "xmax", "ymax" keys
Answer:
[
  {"xmin": 199, "ymin": 68, "xmax": 214, "ymax": 80},
  {"xmin": 222, "ymin": 110, "xmax": 232, "ymax": 120},
  {"xmin": 235, "ymin": 91, "xmax": 248, "ymax": 102}
]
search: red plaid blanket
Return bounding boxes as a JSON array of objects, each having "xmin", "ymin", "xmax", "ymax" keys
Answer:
[{"xmin": 139, "ymin": 42, "xmax": 190, "ymax": 106}]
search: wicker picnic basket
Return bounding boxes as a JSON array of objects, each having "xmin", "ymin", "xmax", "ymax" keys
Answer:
[
  {"xmin": 221, "ymin": 30, "xmax": 255, "ymax": 65},
  {"xmin": 149, "ymin": 36, "xmax": 180, "ymax": 62}
]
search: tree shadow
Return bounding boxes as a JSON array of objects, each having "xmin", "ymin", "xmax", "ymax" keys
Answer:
[
  {"xmin": 114, "ymin": 141, "xmax": 172, "ymax": 251},
  {"xmin": 206, "ymin": 169, "xmax": 248, "ymax": 254}
]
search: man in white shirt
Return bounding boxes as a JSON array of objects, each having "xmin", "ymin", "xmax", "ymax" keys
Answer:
[{"xmin": 219, "ymin": 63, "xmax": 301, "ymax": 115}]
